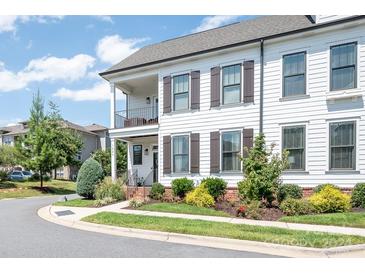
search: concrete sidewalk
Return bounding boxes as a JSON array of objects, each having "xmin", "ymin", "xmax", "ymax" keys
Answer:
[{"xmin": 50, "ymin": 201, "xmax": 365, "ymax": 237}]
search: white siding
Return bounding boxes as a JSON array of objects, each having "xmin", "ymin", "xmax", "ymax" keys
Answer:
[{"xmin": 314, "ymin": 15, "xmax": 352, "ymax": 24}]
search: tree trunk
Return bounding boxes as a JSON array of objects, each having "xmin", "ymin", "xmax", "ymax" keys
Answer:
[{"xmin": 40, "ymin": 170, "xmax": 43, "ymax": 188}]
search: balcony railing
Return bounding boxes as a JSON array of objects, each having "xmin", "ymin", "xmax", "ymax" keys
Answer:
[{"xmin": 115, "ymin": 106, "xmax": 158, "ymax": 128}]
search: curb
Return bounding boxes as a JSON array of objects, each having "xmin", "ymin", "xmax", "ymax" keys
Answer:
[{"xmin": 37, "ymin": 205, "xmax": 365, "ymax": 258}]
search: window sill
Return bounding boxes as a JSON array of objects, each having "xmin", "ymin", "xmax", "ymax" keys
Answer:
[
  {"xmin": 279, "ymin": 94, "xmax": 310, "ymax": 102},
  {"xmin": 164, "ymin": 109, "xmax": 199, "ymax": 115},
  {"xmin": 282, "ymin": 170, "xmax": 309, "ymax": 175},
  {"xmin": 325, "ymin": 170, "xmax": 360, "ymax": 175},
  {"xmin": 326, "ymin": 88, "xmax": 362, "ymax": 102},
  {"xmin": 210, "ymin": 101, "xmax": 254, "ymax": 110}
]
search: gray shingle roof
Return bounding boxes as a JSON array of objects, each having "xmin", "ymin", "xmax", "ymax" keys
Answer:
[{"xmin": 101, "ymin": 15, "xmax": 314, "ymax": 75}]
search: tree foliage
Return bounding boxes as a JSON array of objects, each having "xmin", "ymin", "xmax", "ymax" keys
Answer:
[
  {"xmin": 0, "ymin": 145, "xmax": 24, "ymax": 168},
  {"xmin": 238, "ymin": 134, "xmax": 289, "ymax": 206}
]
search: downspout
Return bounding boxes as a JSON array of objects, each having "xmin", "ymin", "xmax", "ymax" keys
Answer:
[{"xmin": 259, "ymin": 39, "xmax": 264, "ymax": 134}]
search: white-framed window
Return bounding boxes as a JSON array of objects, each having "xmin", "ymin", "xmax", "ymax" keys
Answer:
[
  {"xmin": 222, "ymin": 64, "xmax": 241, "ymax": 104},
  {"xmin": 329, "ymin": 121, "xmax": 356, "ymax": 170},
  {"xmin": 56, "ymin": 168, "xmax": 65, "ymax": 178},
  {"xmin": 330, "ymin": 42, "xmax": 357, "ymax": 91},
  {"xmin": 282, "ymin": 51, "xmax": 306, "ymax": 97},
  {"xmin": 282, "ymin": 125, "xmax": 306, "ymax": 170},
  {"xmin": 172, "ymin": 74, "xmax": 189, "ymax": 111},
  {"xmin": 221, "ymin": 130, "xmax": 241, "ymax": 172},
  {"xmin": 172, "ymin": 135, "xmax": 189, "ymax": 173},
  {"xmin": 133, "ymin": 145, "xmax": 142, "ymax": 165}
]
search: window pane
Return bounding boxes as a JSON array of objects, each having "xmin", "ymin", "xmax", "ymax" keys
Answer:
[
  {"xmin": 331, "ymin": 147, "xmax": 354, "ymax": 169},
  {"xmin": 222, "ymin": 131, "xmax": 240, "ymax": 152},
  {"xmin": 173, "ymin": 74, "xmax": 189, "ymax": 94},
  {"xmin": 331, "ymin": 66, "xmax": 355, "ymax": 90},
  {"xmin": 133, "ymin": 145, "xmax": 142, "ymax": 165},
  {"xmin": 330, "ymin": 122, "xmax": 354, "ymax": 146},
  {"xmin": 283, "ymin": 53, "xmax": 305, "ymax": 76},
  {"xmin": 173, "ymin": 136, "xmax": 189, "ymax": 154},
  {"xmin": 223, "ymin": 64, "xmax": 241, "ymax": 86},
  {"xmin": 174, "ymin": 93, "xmax": 188, "ymax": 110},
  {"xmin": 223, "ymin": 85, "xmax": 241, "ymax": 104},
  {"xmin": 283, "ymin": 126, "xmax": 305, "ymax": 170},
  {"xmin": 223, "ymin": 152, "xmax": 241, "ymax": 171},
  {"xmin": 284, "ymin": 75, "xmax": 305, "ymax": 96},
  {"xmin": 287, "ymin": 149, "xmax": 304, "ymax": 170},
  {"xmin": 174, "ymin": 155, "xmax": 189, "ymax": 172},
  {"xmin": 331, "ymin": 43, "xmax": 356, "ymax": 68}
]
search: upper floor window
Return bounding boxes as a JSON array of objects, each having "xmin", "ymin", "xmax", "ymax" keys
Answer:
[
  {"xmin": 330, "ymin": 42, "xmax": 357, "ymax": 91},
  {"xmin": 283, "ymin": 125, "xmax": 305, "ymax": 170},
  {"xmin": 222, "ymin": 64, "xmax": 241, "ymax": 104},
  {"xmin": 221, "ymin": 131, "xmax": 241, "ymax": 172},
  {"xmin": 173, "ymin": 74, "xmax": 189, "ymax": 111},
  {"xmin": 330, "ymin": 121, "xmax": 356, "ymax": 170},
  {"xmin": 173, "ymin": 135, "xmax": 189, "ymax": 173},
  {"xmin": 133, "ymin": 145, "xmax": 142, "ymax": 165},
  {"xmin": 283, "ymin": 52, "xmax": 306, "ymax": 97}
]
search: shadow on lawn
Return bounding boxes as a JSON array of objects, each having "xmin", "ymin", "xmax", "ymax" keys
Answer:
[
  {"xmin": 30, "ymin": 186, "xmax": 75, "ymax": 195},
  {"xmin": 0, "ymin": 182, "xmax": 16, "ymax": 189}
]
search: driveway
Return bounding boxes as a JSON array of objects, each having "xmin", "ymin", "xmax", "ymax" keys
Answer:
[{"xmin": 0, "ymin": 196, "xmax": 280, "ymax": 257}]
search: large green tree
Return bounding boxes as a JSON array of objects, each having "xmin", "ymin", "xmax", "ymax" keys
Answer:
[
  {"xmin": 92, "ymin": 140, "xmax": 127, "ymax": 177},
  {"xmin": 18, "ymin": 91, "xmax": 83, "ymax": 187},
  {"xmin": 0, "ymin": 145, "xmax": 24, "ymax": 168}
]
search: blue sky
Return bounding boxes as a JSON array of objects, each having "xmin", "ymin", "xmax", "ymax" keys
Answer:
[{"xmin": 0, "ymin": 15, "xmax": 254, "ymax": 127}]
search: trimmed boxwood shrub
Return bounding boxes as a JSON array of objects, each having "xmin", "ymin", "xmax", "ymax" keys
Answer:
[
  {"xmin": 278, "ymin": 184, "xmax": 303, "ymax": 203},
  {"xmin": 171, "ymin": 177, "xmax": 194, "ymax": 198},
  {"xmin": 200, "ymin": 177, "xmax": 227, "ymax": 201},
  {"xmin": 149, "ymin": 182, "xmax": 165, "ymax": 200},
  {"xmin": 185, "ymin": 184, "xmax": 215, "ymax": 208},
  {"xmin": 309, "ymin": 185, "xmax": 351, "ymax": 213},
  {"xmin": 280, "ymin": 198, "xmax": 313, "ymax": 216},
  {"xmin": 76, "ymin": 158, "xmax": 104, "ymax": 199},
  {"xmin": 313, "ymin": 183, "xmax": 340, "ymax": 193},
  {"xmin": 351, "ymin": 183, "xmax": 365, "ymax": 208}
]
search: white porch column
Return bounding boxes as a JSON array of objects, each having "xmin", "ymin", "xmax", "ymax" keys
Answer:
[
  {"xmin": 110, "ymin": 82, "xmax": 116, "ymax": 129},
  {"xmin": 111, "ymin": 138, "xmax": 117, "ymax": 181}
]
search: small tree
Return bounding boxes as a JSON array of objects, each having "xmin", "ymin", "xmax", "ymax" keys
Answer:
[
  {"xmin": 238, "ymin": 134, "xmax": 288, "ymax": 206},
  {"xmin": 0, "ymin": 145, "xmax": 24, "ymax": 170},
  {"xmin": 76, "ymin": 158, "xmax": 104, "ymax": 199},
  {"xmin": 92, "ymin": 141, "xmax": 127, "ymax": 176}
]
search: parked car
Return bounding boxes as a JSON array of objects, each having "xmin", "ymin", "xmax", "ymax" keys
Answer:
[{"xmin": 9, "ymin": 170, "xmax": 32, "ymax": 181}]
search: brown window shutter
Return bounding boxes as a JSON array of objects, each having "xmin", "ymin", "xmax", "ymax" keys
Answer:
[
  {"xmin": 191, "ymin": 71, "xmax": 200, "ymax": 110},
  {"xmin": 163, "ymin": 136, "xmax": 171, "ymax": 174},
  {"xmin": 243, "ymin": 60, "xmax": 254, "ymax": 103},
  {"xmin": 210, "ymin": 131, "xmax": 220, "ymax": 173},
  {"xmin": 210, "ymin": 67, "xmax": 220, "ymax": 107},
  {"xmin": 242, "ymin": 128, "xmax": 254, "ymax": 158},
  {"xmin": 190, "ymin": 133, "xmax": 200, "ymax": 173},
  {"xmin": 163, "ymin": 76, "xmax": 171, "ymax": 113}
]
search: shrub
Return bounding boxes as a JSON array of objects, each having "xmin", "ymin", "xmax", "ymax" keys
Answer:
[
  {"xmin": 351, "ymin": 183, "xmax": 365, "ymax": 208},
  {"xmin": 200, "ymin": 177, "xmax": 227, "ymax": 201},
  {"xmin": 238, "ymin": 134, "xmax": 288, "ymax": 206},
  {"xmin": 313, "ymin": 183, "xmax": 340, "ymax": 193},
  {"xmin": 280, "ymin": 198, "xmax": 313, "ymax": 216},
  {"xmin": 129, "ymin": 198, "xmax": 144, "ymax": 208},
  {"xmin": 76, "ymin": 158, "xmax": 104, "ymax": 199},
  {"xmin": 95, "ymin": 176, "xmax": 125, "ymax": 201},
  {"xmin": 0, "ymin": 170, "xmax": 8, "ymax": 182},
  {"xmin": 94, "ymin": 197, "xmax": 116, "ymax": 207},
  {"xmin": 236, "ymin": 205, "xmax": 246, "ymax": 217},
  {"xmin": 149, "ymin": 182, "xmax": 165, "ymax": 200},
  {"xmin": 185, "ymin": 184, "xmax": 215, "ymax": 208},
  {"xmin": 278, "ymin": 184, "xmax": 303, "ymax": 203},
  {"xmin": 309, "ymin": 185, "xmax": 351, "ymax": 213},
  {"xmin": 244, "ymin": 200, "xmax": 262, "ymax": 220},
  {"xmin": 171, "ymin": 177, "xmax": 194, "ymax": 198}
]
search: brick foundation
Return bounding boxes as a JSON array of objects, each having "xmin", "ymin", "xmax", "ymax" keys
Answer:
[{"xmin": 126, "ymin": 185, "xmax": 353, "ymax": 201}]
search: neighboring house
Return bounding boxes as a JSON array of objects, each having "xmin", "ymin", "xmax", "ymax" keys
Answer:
[
  {"xmin": 0, "ymin": 121, "xmax": 110, "ymax": 180},
  {"xmin": 100, "ymin": 15, "xmax": 365, "ymax": 192}
]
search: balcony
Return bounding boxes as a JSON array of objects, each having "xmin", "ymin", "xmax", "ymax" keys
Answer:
[{"xmin": 115, "ymin": 106, "xmax": 158, "ymax": 128}]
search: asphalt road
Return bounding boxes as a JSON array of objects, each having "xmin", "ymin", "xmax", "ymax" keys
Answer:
[{"xmin": 0, "ymin": 196, "xmax": 280, "ymax": 258}]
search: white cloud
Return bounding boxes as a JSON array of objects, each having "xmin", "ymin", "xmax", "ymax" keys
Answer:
[
  {"xmin": 53, "ymin": 81, "xmax": 111, "ymax": 102},
  {"xmin": 0, "ymin": 117, "xmax": 23, "ymax": 127},
  {"xmin": 94, "ymin": 16, "xmax": 113, "ymax": 23},
  {"xmin": 96, "ymin": 34, "xmax": 147, "ymax": 65},
  {"xmin": 192, "ymin": 15, "xmax": 240, "ymax": 33},
  {"xmin": 0, "ymin": 15, "xmax": 64, "ymax": 33},
  {"xmin": 0, "ymin": 54, "xmax": 95, "ymax": 92}
]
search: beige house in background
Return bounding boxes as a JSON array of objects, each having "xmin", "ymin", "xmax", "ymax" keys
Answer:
[{"xmin": 0, "ymin": 120, "xmax": 110, "ymax": 180}]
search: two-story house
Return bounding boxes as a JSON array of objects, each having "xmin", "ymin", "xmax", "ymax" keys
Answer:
[
  {"xmin": 100, "ymin": 15, "xmax": 365, "ymax": 197},
  {"xmin": 0, "ymin": 121, "xmax": 110, "ymax": 180}
]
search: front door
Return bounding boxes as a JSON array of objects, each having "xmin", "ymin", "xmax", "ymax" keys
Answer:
[{"xmin": 153, "ymin": 151, "xmax": 158, "ymax": 183}]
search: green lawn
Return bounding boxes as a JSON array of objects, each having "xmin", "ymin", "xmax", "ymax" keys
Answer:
[
  {"xmin": 280, "ymin": 212, "xmax": 365, "ymax": 228},
  {"xmin": 0, "ymin": 180, "xmax": 76, "ymax": 200},
  {"xmin": 53, "ymin": 198, "xmax": 95, "ymax": 207},
  {"xmin": 82, "ymin": 212, "xmax": 365, "ymax": 248},
  {"xmin": 138, "ymin": 202, "xmax": 231, "ymax": 217}
]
